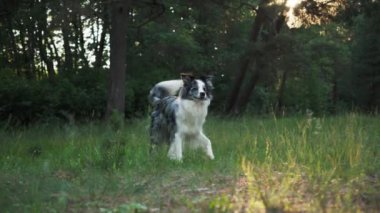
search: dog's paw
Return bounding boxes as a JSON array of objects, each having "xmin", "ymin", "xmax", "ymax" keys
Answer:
[
  {"xmin": 167, "ymin": 153, "xmax": 183, "ymax": 162},
  {"xmin": 208, "ymin": 154, "xmax": 215, "ymax": 160},
  {"xmin": 206, "ymin": 149, "xmax": 215, "ymax": 160}
]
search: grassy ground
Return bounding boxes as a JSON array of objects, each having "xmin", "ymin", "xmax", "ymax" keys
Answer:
[{"xmin": 0, "ymin": 113, "xmax": 379, "ymax": 212}]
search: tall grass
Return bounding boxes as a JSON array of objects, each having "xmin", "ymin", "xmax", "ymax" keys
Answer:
[
  {"xmin": 208, "ymin": 113, "xmax": 379, "ymax": 212},
  {"xmin": 0, "ymin": 113, "xmax": 379, "ymax": 212}
]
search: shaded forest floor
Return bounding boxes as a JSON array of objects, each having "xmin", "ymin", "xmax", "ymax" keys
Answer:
[{"xmin": 1, "ymin": 114, "xmax": 379, "ymax": 212}]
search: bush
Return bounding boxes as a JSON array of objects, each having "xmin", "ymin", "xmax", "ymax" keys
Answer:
[{"xmin": 0, "ymin": 68, "xmax": 140, "ymax": 125}]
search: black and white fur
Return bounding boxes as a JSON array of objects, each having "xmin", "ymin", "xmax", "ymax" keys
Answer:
[
  {"xmin": 148, "ymin": 80, "xmax": 184, "ymax": 105},
  {"xmin": 149, "ymin": 76, "xmax": 214, "ymax": 161}
]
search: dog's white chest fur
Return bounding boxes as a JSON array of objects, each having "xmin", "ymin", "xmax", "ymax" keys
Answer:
[
  {"xmin": 176, "ymin": 99, "xmax": 210, "ymax": 135},
  {"xmin": 166, "ymin": 98, "xmax": 214, "ymax": 161}
]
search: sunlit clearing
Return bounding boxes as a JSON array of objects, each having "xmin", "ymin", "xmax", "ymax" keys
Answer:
[{"xmin": 286, "ymin": 0, "xmax": 301, "ymax": 8}]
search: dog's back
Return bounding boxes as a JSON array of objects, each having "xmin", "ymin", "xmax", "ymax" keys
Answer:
[
  {"xmin": 150, "ymin": 96, "xmax": 178, "ymax": 145},
  {"xmin": 149, "ymin": 79, "xmax": 182, "ymax": 146}
]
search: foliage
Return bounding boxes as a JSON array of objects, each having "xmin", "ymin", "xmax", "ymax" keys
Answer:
[
  {"xmin": 0, "ymin": 68, "xmax": 108, "ymax": 124},
  {"xmin": 350, "ymin": 7, "xmax": 380, "ymax": 110},
  {"xmin": 0, "ymin": 0, "xmax": 379, "ymax": 122}
]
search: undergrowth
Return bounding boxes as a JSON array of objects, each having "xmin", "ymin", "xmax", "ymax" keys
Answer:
[{"xmin": 0, "ymin": 113, "xmax": 379, "ymax": 212}]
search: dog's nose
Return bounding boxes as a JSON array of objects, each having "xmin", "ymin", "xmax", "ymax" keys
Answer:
[{"xmin": 200, "ymin": 92, "xmax": 205, "ymax": 98}]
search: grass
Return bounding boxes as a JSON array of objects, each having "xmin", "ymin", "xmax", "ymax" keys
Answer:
[{"xmin": 0, "ymin": 113, "xmax": 379, "ymax": 212}]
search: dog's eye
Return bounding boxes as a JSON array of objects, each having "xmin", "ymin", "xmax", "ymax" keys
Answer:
[{"xmin": 190, "ymin": 88, "xmax": 197, "ymax": 92}]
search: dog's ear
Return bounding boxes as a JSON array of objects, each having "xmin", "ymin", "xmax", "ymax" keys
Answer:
[
  {"xmin": 180, "ymin": 72, "xmax": 194, "ymax": 78},
  {"xmin": 182, "ymin": 74, "xmax": 194, "ymax": 86},
  {"xmin": 201, "ymin": 75, "xmax": 214, "ymax": 89}
]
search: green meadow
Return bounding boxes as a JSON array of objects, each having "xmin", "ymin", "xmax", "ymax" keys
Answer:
[{"xmin": 1, "ymin": 113, "xmax": 379, "ymax": 212}]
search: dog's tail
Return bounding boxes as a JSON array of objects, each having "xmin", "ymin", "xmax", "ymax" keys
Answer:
[
  {"xmin": 148, "ymin": 86, "xmax": 169, "ymax": 106},
  {"xmin": 149, "ymin": 74, "xmax": 195, "ymax": 106},
  {"xmin": 148, "ymin": 80, "xmax": 184, "ymax": 106}
]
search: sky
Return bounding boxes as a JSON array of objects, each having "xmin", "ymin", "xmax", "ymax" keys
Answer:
[{"xmin": 286, "ymin": 0, "xmax": 302, "ymax": 28}]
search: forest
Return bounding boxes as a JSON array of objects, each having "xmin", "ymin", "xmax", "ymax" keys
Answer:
[
  {"xmin": 0, "ymin": 0, "xmax": 379, "ymax": 124},
  {"xmin": 0, "ymin": 0, "xmax": 380, "ymax": 212}
]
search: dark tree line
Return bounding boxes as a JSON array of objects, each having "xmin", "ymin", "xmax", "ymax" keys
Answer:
[{"xmin": 0, "ymin": 0, "xmax": 379, "ymax": 124}]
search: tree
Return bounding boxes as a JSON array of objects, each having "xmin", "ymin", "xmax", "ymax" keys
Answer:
[
  {"xmin": 94, "ymin": 1, "xmax": 109, "ymax": 69},
  {"xmin": 224, "ymin": 0, "xmax": 349, "ymax": 115},
  {"xmin": 225, "ymin": 0, "xmax": 287, "ymax": 114},
  {"xmin": 0, "ymin": 0, "xmax": 379, "ymax": 123},
  {"xmin": 350, "ymin": 2, "xmax": 380, "ymax": 110},
  {"xmin": 36, "ymin": 0, "xmax": 55, "ymax": 79},
  {"xmin": 105, "ymin": 0, "xmax": 131, "ymax": 120}
]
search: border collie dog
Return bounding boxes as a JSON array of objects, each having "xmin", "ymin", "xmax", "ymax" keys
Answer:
[{"xmin": 149, "ymin": 75, "xmax": 214, "ymax": 161}]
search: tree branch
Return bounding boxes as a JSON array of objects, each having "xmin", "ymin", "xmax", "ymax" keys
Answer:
[
  {"xmin": 209, "ymin": 0, "xmax": 259, "ymax": 13},
  {"xmin": 131, "ymin": 0, "xmax": 166, "ymax": 29}
]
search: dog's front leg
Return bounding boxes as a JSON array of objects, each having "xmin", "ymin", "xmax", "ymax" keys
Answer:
[
  {"xmin": 198, "ymin": 132, "xmax": 215, "ymax": 160},
  {"xmin": 167, "ymin": 133, "xmax": 183, "ymax": 161}
]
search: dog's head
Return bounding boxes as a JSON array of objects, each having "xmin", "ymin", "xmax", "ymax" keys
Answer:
[{"xmin": 180, "ymin": 75, "xmax": 213, "ymax": 101}]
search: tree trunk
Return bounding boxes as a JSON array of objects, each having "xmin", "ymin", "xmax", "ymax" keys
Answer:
[
  {"xmin": 50, "ymin": 34, "xmax": 63, "ymax": 74},
  {"xmin": 73, "ymin": 20, "xmax": 79, "ymax": 71},
  {"xmin": 276, "ymin": 69, "xmax": 288, "ymax": 113},
  {"xmin": 6, "ymin": 16, "xmax": 20, "ymax": 75},
  {"xmin": 37, "ymin": 0, "xmax": 55, "ymax": 79},
  {"xmin": 331, "ymin": 71, "xmax": 338, "ymax": 113},
  {"xmin": 62, "ymin": 25, "xmax": 73, "ymax": 71},
  {"xmin": 225, "ymin": 56, "xmax": 253, "ymax": 113},
  {"xmin": 26, "ymin": 19, "xmax": 36, "ymax": 79},
  {"xmin": 226, "ymin": 0, "xmax": 287, "ymax": 115},
  {"xmin": 105, "ymin": 0, "xmax": 130, "ymax": 120},
  {"xmin": 61, "ymin": 0, "xmax": 73, "ymax": 72},
  {"xmin": 232, "ymin": 68, "xmax": 261, "ymax": 114},
  {"xmin": 37, "ymin": 29, "xmax": 55, "ymax": 79},
  {"xmin": 225, "ymin": 0, "xmax": 268, "ymax": 113},
  {"xmin": 19, "ymin": 19, "xmax": 34, "ymax": 78},
  {"xmin": 95, "ymin": 3, "xmax": 109, "ymax": 69},
  {"xmin": 76, "ymin": 15, "xmax": 89, "ymax": 69},
  {"xmin": 367, "ymin": 72, "xmax": 378, "ymax": 110}
]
